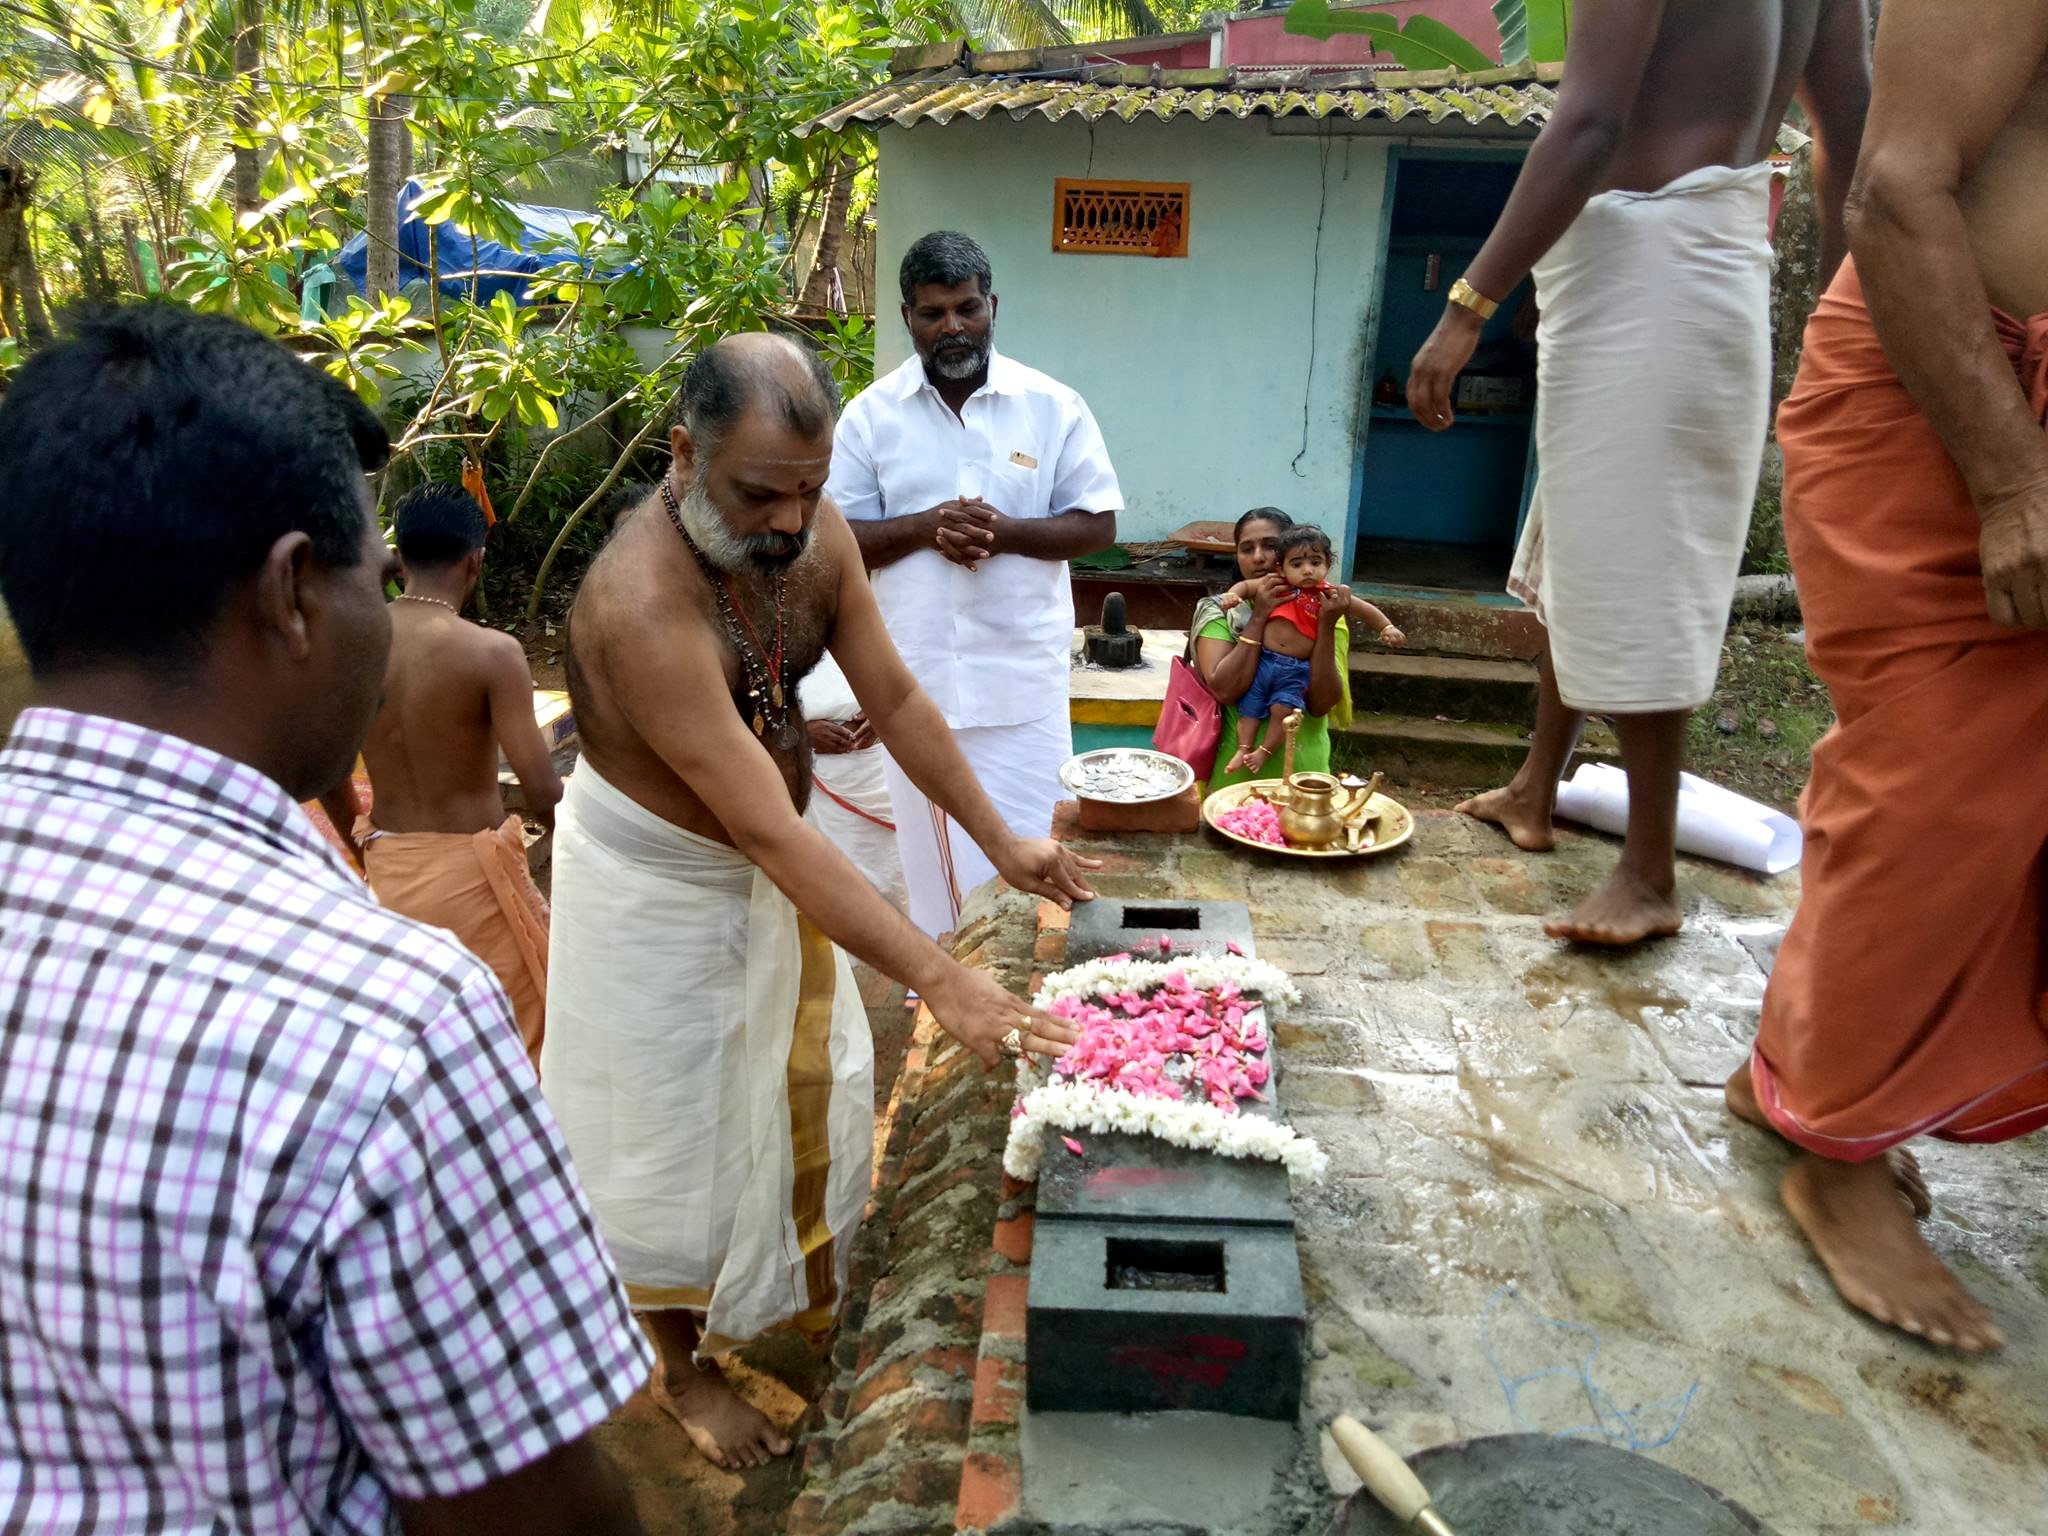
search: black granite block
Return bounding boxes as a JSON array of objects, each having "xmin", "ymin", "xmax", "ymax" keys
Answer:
[
  {"xmin": 1026, "ymin": 1219, "xmax": 1306, "ymax": 1420},
  {"xmin": 1066, "ymin": 898, "xmax": 1257, "ymax": 964},
  {"xmin": 1035, "ymin": 1130, "xmax": 1294, "ymax": 1229}
]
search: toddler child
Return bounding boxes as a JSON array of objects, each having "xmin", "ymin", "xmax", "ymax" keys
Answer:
[{"xmin": 1216, "ymin": 525, "xmax": 1404, "ymax": 774}]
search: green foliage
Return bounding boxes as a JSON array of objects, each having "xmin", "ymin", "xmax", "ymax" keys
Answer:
[
  {"xmin": 895, "ymin": 0, "xmax": 1185, "ymax": 50},
  {"xmin": 811, "ymin": 309, "xmax": 873, "ymax": 396},
  {"xmin": 163, "ymin": 199, "xmax": 336, "ymax": 327},
  {"xmin": 305, "ymin": 294, "xmax": 431, "ymax": 406},
  {"xmin": 1744, "ymin": 494, "xmax": 1790, "ymax": 577},
  {"xmin": 1491, "ymin": 0, "xmax": 1569, "ymax": 65},
  {"xmin": 1283, "ymin": 0, "xmax": 1494, "ymax": 72},
  {"xmin": 591, "ymin": 181, "xmax": 785, "ymax": 330},
  {"xmin": 455, "ymin": 291, "xmax": 568, "ymax": 426},
  {"xmin": 2, "ymin": 0, "xmax": 920, "ymax": 614}
]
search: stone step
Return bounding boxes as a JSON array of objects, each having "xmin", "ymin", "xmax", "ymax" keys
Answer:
[
  {"xmin": 1348, "ymin": 649, "xmax": 1537, "ymax": 724},
  {"xmin": 1362, "ymin": 589, "xmax": 1543, "ymax": 662},
  {"xmin": 1333, "ymin": 710, "xmax": 1617, "ymax": 789}
]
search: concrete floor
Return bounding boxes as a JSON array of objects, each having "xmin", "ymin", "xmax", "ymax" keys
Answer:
[
  {"xmin": 1239, "ymin": 812, "xmax": 2048, "ymax": 1536},
  {"xmin": 578, "ymin": 810, "xmax": 2047, "ymax": 1536}
]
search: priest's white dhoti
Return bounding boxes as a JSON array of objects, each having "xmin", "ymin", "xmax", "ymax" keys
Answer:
[
  {"xmin": 540, "ymin": 761, "xmax": 873, "ymax": 1355},
  {"xmin": 882, "ymin": 708, "xmax": 1072, "ymax": 938},
  {"xmin": 1509, "ymin": 160, "xmax": 1774, "ymax": 714}
]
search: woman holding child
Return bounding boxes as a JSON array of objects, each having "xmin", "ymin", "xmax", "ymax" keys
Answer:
[{"xmin": 1188, "ymin": 509, "xmax": 1393, "ymax": 788}]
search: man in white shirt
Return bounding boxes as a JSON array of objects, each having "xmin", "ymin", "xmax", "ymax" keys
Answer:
[{"xmin": 828, "ymin": 231, "xmax": 1124, "ymax": 936}]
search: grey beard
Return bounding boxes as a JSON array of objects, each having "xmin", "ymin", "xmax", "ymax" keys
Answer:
[
  {"xmin": 926, "ymin": 334, "xmax": 991, "ymax": 382},
  {"xmin": 677, "ymin": 475, "xmax": 809, "ymax": 573}
]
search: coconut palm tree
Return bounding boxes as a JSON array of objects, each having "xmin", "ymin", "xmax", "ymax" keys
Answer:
[
  {"xmin": 940, "ymin": 0, "xmax": 1178, "ymax": 47},
  {"xmin": 0, "ymin": 0, "xmax": 246, "ymax": 279},
  {"xmin": 231, "ymin": 0, "xmax": 265, "ymax": 211}
]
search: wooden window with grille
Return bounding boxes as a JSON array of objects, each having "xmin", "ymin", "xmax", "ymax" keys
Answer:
[{"xmin": 1052, "ymin": 178, "xmax": 1190, "ymax": 258}]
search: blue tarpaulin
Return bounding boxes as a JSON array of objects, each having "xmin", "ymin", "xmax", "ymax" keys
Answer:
[{"xmin": 335, "ymin": 181, "xmax": 593, "ymax": 306}]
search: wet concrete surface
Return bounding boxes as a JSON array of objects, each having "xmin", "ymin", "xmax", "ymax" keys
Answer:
[
  {"xmin": 1208, "ymin": 812, "xmax": 2048, "ymax": 1536},
  {"xmin": 1020, "ymin": 1410, "xmax": 1303, "ymax": 1531},
  {"xmin": 587, "ymin": 812, "xmax": 2047, "ymax": 1535}
]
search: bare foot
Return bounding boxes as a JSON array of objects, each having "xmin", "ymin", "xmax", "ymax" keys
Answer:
[
  {"xmin": 1723, "ymin": 1058, "xmax": 1769, "ymax": 1130},
  {"xmin": 1225, "ymin": 745, "xmax": 1254, "ymax": 773},
  {"xmin": 1724, "ymin": 1060, "xmax": 1934, "ymax": 1219},
  {"xmin": 651, "ymin": 1360, "xmax": 793, "ymax": 1469},
  {"xmin": 1888, "ymin": 1145, "xmax": 1934, "ymax": 1220},
  {"xmin": 1544, "ymin": 866, "xmax": 1681, "ymax": 947},
  {"xmin": 1781, "ymin": 1154, "xmax": 2002, "ymax": 1351},
  {"xmin": 1456, "ymin": 784, "xmax": 1555, "ymax": 852}
]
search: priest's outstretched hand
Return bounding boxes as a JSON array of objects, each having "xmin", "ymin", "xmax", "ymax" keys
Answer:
[
  {"xmin": 926, "ymin": 965, "xmax": 1079, "ymax": 1068},
  {"xmin": 994, "ymin": 836, "xmax": 1100, "ymax": 910}
]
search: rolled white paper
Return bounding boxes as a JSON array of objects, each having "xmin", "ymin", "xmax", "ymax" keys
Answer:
[{"xmin": 1552, "ymin": 762, "xmax": 1802, "ymax": 875}]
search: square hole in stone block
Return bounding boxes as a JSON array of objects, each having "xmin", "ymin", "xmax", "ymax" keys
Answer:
[
  {"xmin": 1126, "ymin": 904, "xmax": 1202, "ymax": 930},
  {"xmin": 1106, "ymin": 1236, "xmax": 1226, "ymax": 1293}
]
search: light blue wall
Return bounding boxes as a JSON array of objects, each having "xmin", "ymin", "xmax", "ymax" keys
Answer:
[{"xmin": 872, "ymin": 116, "xmax": 1392, "ymax": 545}]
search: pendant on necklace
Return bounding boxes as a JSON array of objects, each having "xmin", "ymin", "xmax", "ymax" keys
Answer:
[
  {"xmin": 775, "ymin": 720, "xmax": 799, "ymax": 751},
  {"xmin": 770, "ymin": 680, "xmax": 785, "ymax": 710},
  {"xmin": 752, "ymin": 711, "xmax": 766, "ymax": 738}
]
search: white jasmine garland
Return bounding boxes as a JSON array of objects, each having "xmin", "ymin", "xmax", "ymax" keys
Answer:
[
  {"xmin": 1006, "ymin": 953, "xmax": 1326, "ymax": 1184},
  {"xmin": 1033, "ymin": 953, "xmax": 1301, "ymax": 1013},
  {"xmin": 1004, "ymin": 1081, "xmax": 1329, "ymax": 1184}
]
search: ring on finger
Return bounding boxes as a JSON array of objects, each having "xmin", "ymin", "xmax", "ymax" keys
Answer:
[{"xmin": 1000, "ymin": 1026, "xmax": 1024, "ymax": 1057}]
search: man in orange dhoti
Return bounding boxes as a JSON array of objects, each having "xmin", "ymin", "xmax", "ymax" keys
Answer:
[
  {"xmin": 323, "ymin": 485, "xmax": 562, "ymax": 1062},
  {"xmin": 359, "ymin": 813, "xmax": 550, "ymax": 1057},
  {"xmin": 1728, "ymin": 0, "xmax": 2048, "ymax": 1352}
]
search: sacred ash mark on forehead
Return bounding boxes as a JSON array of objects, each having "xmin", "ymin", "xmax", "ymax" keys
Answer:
[{"xmin": 725, "ymin": 451, "xmax": 834, "ymax": 489}]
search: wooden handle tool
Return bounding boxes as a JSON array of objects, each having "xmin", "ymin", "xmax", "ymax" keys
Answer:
[{"xmin": 1329, "ymin": 1417, "xmax": 1457, "ymax": 1536}]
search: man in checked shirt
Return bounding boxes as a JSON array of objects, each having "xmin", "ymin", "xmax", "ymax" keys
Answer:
[{"xmin": 0, "ymin": 305, "xmax": 654, "ymax": 1535}]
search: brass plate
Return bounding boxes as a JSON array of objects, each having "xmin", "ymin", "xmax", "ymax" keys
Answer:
[{"xmin": 1201, "ymin": 779, "xmax": 1416, "ymax": 860}]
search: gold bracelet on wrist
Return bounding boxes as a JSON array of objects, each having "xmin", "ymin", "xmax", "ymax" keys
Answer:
[{"xmin": 1447, "ymin": 277, "xmax": 1500, "ymax": 320}]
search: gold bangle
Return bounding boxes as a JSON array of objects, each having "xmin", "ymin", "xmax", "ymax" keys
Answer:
[{"xmin": 1447, "ymin": 277, "xmax": 1500, "ymax": 320}]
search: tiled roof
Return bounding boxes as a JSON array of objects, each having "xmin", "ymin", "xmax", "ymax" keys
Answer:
[{"xmin": 798, "ymin": 56, "xmax": 1557, "ymax": 138}]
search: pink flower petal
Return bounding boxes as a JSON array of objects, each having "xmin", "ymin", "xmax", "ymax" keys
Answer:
[{"xmin": 1062, "ymin": 1136, "xmax": 1086, "ymax": 1157}]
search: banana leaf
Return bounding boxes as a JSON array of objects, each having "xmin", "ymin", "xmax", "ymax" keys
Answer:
[
  {"xmin": 1284, "ymin": 0, "xmax": 1494, "ymax": 73},
  {"xmin": 1491, "ymin": 0, "xmax": 1570, "ymax": 65}
]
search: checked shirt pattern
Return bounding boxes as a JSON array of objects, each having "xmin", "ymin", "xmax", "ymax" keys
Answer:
[{"xmin": 0, "ymin": 709, "xmax": 653, "ymax": 1534}]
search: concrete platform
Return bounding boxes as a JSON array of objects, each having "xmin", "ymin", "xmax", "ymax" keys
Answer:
[
  {"xmin": 1047, "ymin": 814, "xmax": 2048, "ymax": 1536},
  {"xmin": 598, "ymin": 818, "xmax": 2048, "ymax": 1536}
]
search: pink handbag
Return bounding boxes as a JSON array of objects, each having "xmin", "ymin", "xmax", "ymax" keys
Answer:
[{"xmin": 1153, "ymin": 648, "xmax": 1223, "ymax": 773}]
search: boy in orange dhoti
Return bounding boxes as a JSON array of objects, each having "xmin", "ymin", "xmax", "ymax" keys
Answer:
[
  {"xmin": 323, "ymin": 486, "xmax": 562, "ymax": 1063},
  {"xmin": 358, "ymin": 814, "xmax": 550, "ymax": 1060},
  {"xmin": 1729, "ymin": 0, "xmax": 2048, "ymax": 1354}
]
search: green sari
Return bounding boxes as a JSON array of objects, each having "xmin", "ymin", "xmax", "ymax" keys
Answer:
[{"xmin": 1191, "ymin": 597, "xmax": 1352, "ymax": 790}]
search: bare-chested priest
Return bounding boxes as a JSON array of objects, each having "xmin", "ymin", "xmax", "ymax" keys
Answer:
[{"xmin": 543, "ymin": 333, "xmax": 1097, "ymax": 1468}]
